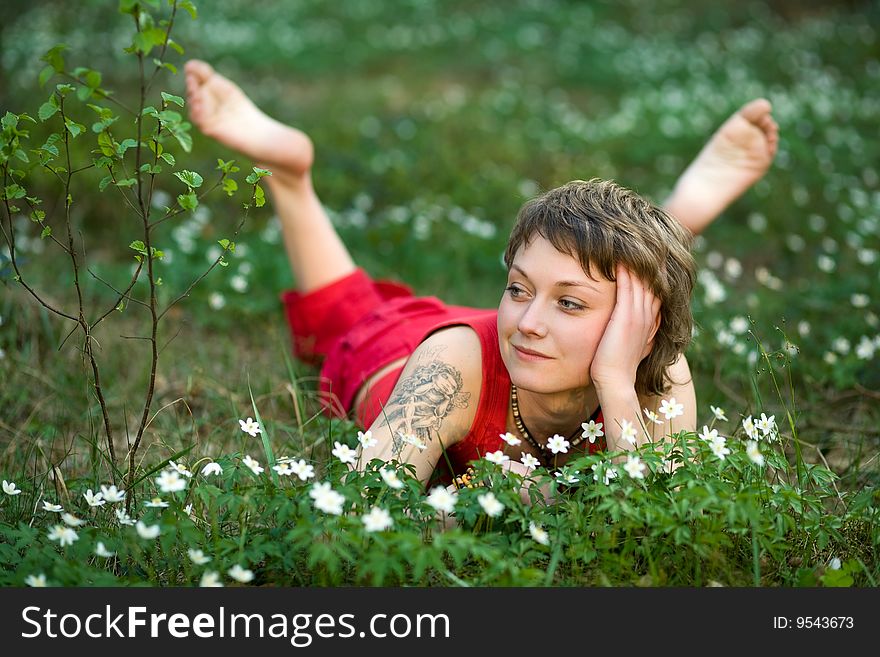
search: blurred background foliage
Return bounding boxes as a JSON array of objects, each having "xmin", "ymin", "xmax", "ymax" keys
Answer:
[{"xmin": 1, "ymin": 0, "xmax": 878, "ymax": 486}]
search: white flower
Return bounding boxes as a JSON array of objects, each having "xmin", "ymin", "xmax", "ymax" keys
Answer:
[
  {"xmin": 230, "ymin": 275, "xmax": 249, "ymax": 293},
  {"xmin": 61, "ymin": 512, "xmax": 85, "ymax": 527},
  {"xmin": 184, "ymin": 503, "xmax": 195, "ymax": 520},
  {"xmin": 168, "ymin": 460, "xmax": 193, "ymax": 478},
  {"xmin": 546, "ymin": 434, "xmax": 570, "ymax": 454},
  {"xmin": 272, "ymin": 461, "xmax": 294, "ymax": 476},
  {"xmin": 228, "ymin": 565, "xmax": 255, "ymax": 583},
  {"xmin": 208, "ymin": 292, "xmax": 226, "ymax": 310},
  {"xmin": 623, "ymin": 455, "xmax": 646, "ymax": 480},
  {"xmin": 95, "ymin": 541, "xmax": 115, "ymax": 558},
  {"xmin": 83, "ymin": 489, "xmax": 105, "ymax": 507},
  {"xmin": 755, "ymin": 413, "xmax": 777, "ymax": 439},
  {"xmin": 144, "ymin": 497, "xmax": 169, "ymax": 508},
  {"xmin": 484, "ymin": 450, "xmax": 510, "ymax": 466},
  {"xmin": 710, "ymin": 405, "xmax": 728, "ymax": 422},
  {"xmin": 357, "ymin": 430, "xmax": 378, "ymax": 449},
  {"xmin": 829, "ymin": 557, "xmax": 842, "ymax": 571},
  {"xmin": 2, "ymin": 480, "xmax": 22, "ymax": 496},
  {"xmin": 554, "ymin": 470, "xmax": 579, "ymax": 485},
  {"xmin": 47, "ymin": 525, "xmax": 79, "ymax": 547},
  {"xmin": 643, "ymin": 409, "xmax": 662, "ymax": 425},
  {"xmin": 591, "ymin": 462, "xmax": 618, "ymax": 485},
  {"xmin": 362, "ymin": 506, "xmax": 394, "ymax": 533},
  {"xmin": 746, "ymin": 441, "xmax": 765, "ymax": 467},
  {"xmin": 581, "ymin": 420, "xmax": 604, "ymax": 443},
  {"xmin": 397, "ymin": 431, "xmax": 427, "ymax": 451},
  {"xmin": 729, "ymin": 316, "xmax": 749, "ymax": 334},
  {"xmin": 698, "ymin": 426, "xmax": 719, "ymax": 443},
  {"xmin": 709, "ymin": 435, "xmax": 731, "ymax": 461},
  {"xmin": 332, "ymin": 441, "xmax": 358, "ymax": 465},
  {"xmin": 136, "ymin": 521, "xmax": 161, "ymax": 540},
  {"xmin": 742, "ymin": 416, "xmax": 758, "ymax": 440},
  {"xmin": 529, "ymin": 522, "xmax": 550, "ymax": 546},
  {"xmin": 477, "ymin": 491, "xmax": 504, "ymax": 518},
  {"xmin": 188, "ymin": 549, "xmax": 212, "ymax": 565},
  {"xmin": 99, "ymin": 484, "xmax": 125, "ymax": 503},
  {"xmin": 115, "ymin": 509, "xmax": 136, "ymax": 526},
  {"xmin": 42, "ymin": 501, "xmax": 63, "ymax": 513},
  {"xmin": 620, "ymin": 419, "xmax": 638, "ymax": 446},
  {"xmin": 239, "ymin": 417, "xmax": 262, "ymax": 437},
  {"xmin": 242, "ymin": 455, "xmax": 264, "ymax": 475},
  {"xmin": 499, "ymin": 432, "xmax": 521, "ymax": 447},
  {"xmin": 310, "ymin": 482, "xmax": 345, "ymax": 515},
  {"xmin": 25, "ymin": 574, "xmax": 47, "ymax": 587},
  {"xmin": 659, "ymin": 397, "xmax": 684, "ymax": 420},
  {"xmin": 520, "ymin": 452, "xmax": 540, "ymax": 470},
  {"xmin": 155, "ymin": 469, "xmax": 187, "ymax": 493},
  {"xmin": 290, "ymin": 459, "xmax": 315, "ymax": 481},
  {"xmin": 200, "ymin": 571, "xmax": 224, "ymax": 587},
  {"xmin": 856, "ymin": 335, "xmax": 876, "ymax": 360},
  {"xmin": 426, "ymin": 486, "xmax": 457, "ymax": 514},
  {"xmin": 380, "ymin": 468, "xmax": 405, "ymax": 490},
  {"xmin": 201, "ymin": 462, "xmax": 223, "ymax": 477}
]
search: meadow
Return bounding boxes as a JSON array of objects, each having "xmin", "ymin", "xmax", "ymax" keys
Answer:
[{"xmin": 0, "ymin": 0, "xmax": 878, "ymax": 587}]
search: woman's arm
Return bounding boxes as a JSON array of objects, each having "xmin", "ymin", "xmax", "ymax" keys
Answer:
[{"xmin": 356, "ymin": 326, "xmax": 483, "ymax": 484}]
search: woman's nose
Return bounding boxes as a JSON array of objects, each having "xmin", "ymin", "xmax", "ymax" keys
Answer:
[{"xmin": 516, "ymin": 301, "xmax": 548, "ymax": 337}]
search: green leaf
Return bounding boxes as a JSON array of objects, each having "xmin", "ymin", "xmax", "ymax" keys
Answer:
[
  {"xmin": 222, "ymin": 178, "xmax": 238, "ymax": 196},
  {"xmin": 64, "ymin": 119, "xmax": 84, "ymax": 138},
  {"xmin": 99, "ymin": 176, "xmax": 113, "ymax": 192},
  {"xmin": 30, "ymin": 209, "xmax": 46, "ymax": 222},
  {"xmin": 177, "ymin": 192, "xmax": 198, "ymax": 211},
  {"xmin": 154, "ymin": 59, "xmax": 177, "ymax": 74},
  {"xmin": 245, "ymin": 167, "xmax": 272, "ymax": 184},
  {"xmin": 1, "ymin": 112, "xmax": 18, "ymax": 131},
  {"xmin": 167, "ymin": 39, "xmax": 184, "ymax": 55},
  {"xmin": 161, "ymin": 92, "xmax": 184, "ymax": 107},
  {"xmin": 142, "ymin": 106, "xmax": 159, "ymax": 119},
  {"xmin": 116, "ymin": 138, "xmax": 139, "ymax": 157},
  {"xmin": 14, "ymin": 149, "xmax": 29, "ymax": 164},
  {"xmin": 38, "ymin": 98, "xmax": 59, "ymax": 122},
  {"xmin": 115, "ymin": 178, "xmax": 137, "ymax": 187},
  {"xmin": 216, "ymin": 158, "xmax": 240, "ymax": 174},
  {"xmin": 254, "ymin": 184, "xmax": 265, "ymax": 207},
  {"xmin": 174, "ymin": 170, "xmax": 203, "ymax": 188},
  {"xmin": 217, "ymin": 239, "xmax": 235, "ymax": 253},
  {"xmin": 38, "ymin": 65, "xmax": 55, "ymax": 88},
  {"xmin": 97, "ymin": 131, "xmax": 116, "ymax": 157},
  {"xmin": 129, "ymin": 240, "xmax": 147, "ymax": 255},
  {"xmin": 179, "ymin": 0, "xmax": 198, "ymax": 19},
  {"xmin": 3, "ymin": 184, "xmax": 26, "ymax": 200},
  {"xmin": 55, "ymin": 83, "xmax": 75, "ymax": 96},
  {"xmin": 40, "ymin": 226, "xmax": 52, "ymax": 239},
  {"xmin": 41, "ymin": 44, "xmax": 67, "ymax": 73},
  {"xmin": 169, "ymin": 123, "xmax": 192, "ymax": 153},
  {"xmin": 159, "ymin": 152, "xmax": 175, "ymax": 166}
]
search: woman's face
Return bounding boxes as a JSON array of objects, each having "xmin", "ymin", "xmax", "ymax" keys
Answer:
[{"xmin": 497, "ymin": 235, "xmax": 617, "ymax": 395}]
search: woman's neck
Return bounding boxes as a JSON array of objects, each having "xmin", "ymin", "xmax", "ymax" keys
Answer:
[{"xmin": 514, "ymin": 384, "xmax": 600, "ymax": 441}]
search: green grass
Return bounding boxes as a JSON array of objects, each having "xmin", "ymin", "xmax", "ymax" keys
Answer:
[{"xmin": 0, "ymin": 0, "xmax": 878, "ymax": 587}]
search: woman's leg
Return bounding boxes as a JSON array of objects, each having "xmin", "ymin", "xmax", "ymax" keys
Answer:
[
  {"xmin": 185, "ymin": 60, "xmax": 356, "ymax": 293},
  {"xmin": 663, "ymin": 98, "xmax": 779, "ymax": 235}
]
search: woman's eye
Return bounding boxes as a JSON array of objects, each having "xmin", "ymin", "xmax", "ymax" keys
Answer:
[
  {"xmin": 506, "ymin": 285, "xmax": 524, "ymax": 297},
  {"xmin": 559, "ymin": 298, "xmax": 585, "ymax": 311}
]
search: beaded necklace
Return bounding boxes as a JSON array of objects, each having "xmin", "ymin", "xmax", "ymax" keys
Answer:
[{"xmin": 510, "ymin": 383, "xmax": 597, "ymax": 468}]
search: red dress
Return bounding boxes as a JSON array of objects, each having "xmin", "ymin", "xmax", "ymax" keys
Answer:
[{"xmin": 281, "ymin": 268, "xmax": 604, "ymax": 476}]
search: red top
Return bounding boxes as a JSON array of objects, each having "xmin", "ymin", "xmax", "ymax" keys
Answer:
[{"xmin": 357, "ymin": 311, "xmax": 605, "ymax": 479}]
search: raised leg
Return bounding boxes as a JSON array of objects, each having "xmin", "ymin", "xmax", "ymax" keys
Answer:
[
  {"xmin": 184, "ymin": 60, "xmax": 356, "ymax": 292},
  {"xmin": 663, "ymin": 98, "xmax": 779, "ymax": 235}
]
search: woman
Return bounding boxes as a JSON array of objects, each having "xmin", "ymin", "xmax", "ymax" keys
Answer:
[{"xmin": 185, "ymin": 60, "xmax": 778, "ymax": 486}]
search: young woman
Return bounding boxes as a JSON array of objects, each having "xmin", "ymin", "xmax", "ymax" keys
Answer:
[{"xmin": 185, "ymin": 60, "xmax": 778, "ymax": 486}]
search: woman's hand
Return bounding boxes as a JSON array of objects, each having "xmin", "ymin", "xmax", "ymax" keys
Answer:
[{"xmin": 590, "ymin": 264, "xmax": 661, "ymax": 394}]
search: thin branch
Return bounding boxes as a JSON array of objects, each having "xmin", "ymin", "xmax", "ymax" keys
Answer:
[
  {"xmin": 149, "ymin": 175, "xmax": 226, "ymax": 229},
  {"xmin": 87, "ymin": 266, "xmax": 151, "ymax": 311}
]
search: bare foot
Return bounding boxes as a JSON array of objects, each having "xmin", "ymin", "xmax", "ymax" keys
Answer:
[
  {"xmin": 664, "ymin": 98, "xmax": 779, "ymax": 234},
  {"xmin": 184, "ymin": 59, "xmax": 314, "ymax": 180}
]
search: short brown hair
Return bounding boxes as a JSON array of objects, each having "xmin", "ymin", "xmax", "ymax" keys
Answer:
[{"xmin": 503, "ymin": 179, "xmax": 695, "ymax": 396}]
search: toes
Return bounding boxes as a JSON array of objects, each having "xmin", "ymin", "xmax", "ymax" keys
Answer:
[
  {"xmin": 737, "ymin": 98, "xmax": 772, "ymax": 124},
  {"xmin": 183, "ymin": 59, "xmax": 215, "ymax": 83}
]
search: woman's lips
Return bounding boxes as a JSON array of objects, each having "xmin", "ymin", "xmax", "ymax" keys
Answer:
[{"xmin": 513, "ymin": 344, "xmax": 552, "ymax": 360}]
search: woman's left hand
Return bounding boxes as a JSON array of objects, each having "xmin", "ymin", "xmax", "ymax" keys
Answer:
[{"xmin": 590, "ymin": 264, "xmax": 661, "ymax": 393}]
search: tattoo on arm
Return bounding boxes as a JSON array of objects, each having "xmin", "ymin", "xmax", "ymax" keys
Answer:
[{"xmin": 378, "ymin": 360, "xmax": 471, "ymax": 459}]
